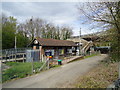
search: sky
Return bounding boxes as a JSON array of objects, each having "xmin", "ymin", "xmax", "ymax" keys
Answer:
[{"xmin": 2, "ymin": 1, "xmax": 102, "ymax": 36}]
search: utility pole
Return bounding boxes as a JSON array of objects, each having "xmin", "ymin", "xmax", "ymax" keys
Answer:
[
  {"xmin": 14, "ymin": 28, "xmax": 17, "ymax": 62},
  {"xmin": 15, "ymin": 35, "xmax": 16, "ymax": 49},
  {"xmin": 14, "ymin": 24, "xmax": 17, "ymax": 49},
  {"xmin": 79, "ymin": 28, "xmax": 81, "ymax": 37},
  {"xmin": 79, "ymin": 28, "xmax": 81, "ymax": 56},
  {"xmin": 14, "ymin": 35, "xmax": 17, "ymax": 62}
]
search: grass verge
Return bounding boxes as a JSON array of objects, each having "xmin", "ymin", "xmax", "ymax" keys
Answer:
[
  {"xmin": 50, "ymin": 64, "xmax": 61, "ymax": 68},
  {"xmin": 2, "ymin": 62, "xmax": 44, "ymax": 83},
  {"xmin": 76, "ymin": 61, "xmax": 118, "ymax": 88},
  {"xmin": 84, "ymin": 53, "xmax": 100, "ymax": 58},
  {"xmin": 68, "ymin": 53, "xmax": 99, "ymax": 63}
]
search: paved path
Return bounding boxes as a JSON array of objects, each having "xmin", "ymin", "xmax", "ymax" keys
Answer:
[{"xmin": 3, "ymin": 54, "xmax": 107, "ymax": 88}]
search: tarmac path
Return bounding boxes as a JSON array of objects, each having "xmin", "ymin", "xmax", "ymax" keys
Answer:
[{"xmin": 3, "ymin": 54, "xmax": 107, "ymax": 88}]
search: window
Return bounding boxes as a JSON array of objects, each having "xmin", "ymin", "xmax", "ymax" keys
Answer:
[{"xmin": 59, "ymin": 49, "xmax": 64, "ymax": 55}]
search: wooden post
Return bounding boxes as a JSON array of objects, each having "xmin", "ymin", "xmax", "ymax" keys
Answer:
[
  {"xmin": 15, "ymin": 49, "xmax": 17, "ymax": 62},
  {"xmin": 33, "ymin": 46, "xmax": 36, "ymax": 50},
  {"xmin": 12, "ymin": 51, "xmax": 13, "ymax": 61},
  {"xmin": 118, "ymin": 61, "xmax": 120, "ymax": 78},
  {"xmin": 31, "ymin": 57, "xmax": 34, "ymax": 74},
  {"xmin": 39, "ymin": 46, "xmax": 42, "ymax": 61},
  {"xmin": 23, "ymin": 54, "xmax": 24, "ymax": 63},
  {"xmin": 47, "ymin": 57, "xmax": 49, "ymax": 69},
  {"xmin": 42, "ymin": 54, "xmax": 44, "ymax": 62},
  {"xmin": 45, "ymin": 56, "xmax": 46, "ymax": 62},
  {"xmin": 8, "ymin": 51, "xmax": 10, "ymax": 61},
  {"xmin": 55, "ymin": 47, "xmax": 59, "ymax": 59},
  {"xmin": 5, "ymin": 50, "xmax": 7, "ymax": 62}
]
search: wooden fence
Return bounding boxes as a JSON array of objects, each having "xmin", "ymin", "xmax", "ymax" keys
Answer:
[{"xmin": 0, "ymin": 48, "xmax": 31, "ymax": 63}]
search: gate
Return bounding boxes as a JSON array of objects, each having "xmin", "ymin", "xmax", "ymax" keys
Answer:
[{"xmin": 26, "ymin": 50, "xmax": 40, "ymax": 62}]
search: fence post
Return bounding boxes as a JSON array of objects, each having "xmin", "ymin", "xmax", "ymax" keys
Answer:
[
  {"xmin": 23, "ymin": 54, "xmax": 24, "ymax": 63},
  {"xmin": 5, "ymin": 50, "xmax": 7, "ymax": 62},
  {"xmin": 9, "ymin": 51, "xmax": 10, "ymax": 61},
  {"xmin": 42, "ymin": 54, "xmax": 44, "ymax": 62},
  {"xmin": 15, "ymin": 49, "xmax": 16, "ymax": 62},
  {"xmin": 47, "ymin": 58, "xmax": 49, "ymax": 69},
  {"xmin": 118, "ymin": 61, "xmax": 120, "ymax": 78},
  {"xmin": 31, "ymin": 57, "xmax": 34, "ymax": 74},
  {"xmin": 45, "ymin": 56, "xmax": 46, "ymax": 62},
  {"xmin": 12, "ymin": 51, "xmax": 13, "ymax": 61}
]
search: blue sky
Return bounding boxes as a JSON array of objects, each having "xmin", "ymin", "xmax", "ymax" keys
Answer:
[{"xmin": 2, "ymin": 2, "xmax": 99, "ymax": 36}]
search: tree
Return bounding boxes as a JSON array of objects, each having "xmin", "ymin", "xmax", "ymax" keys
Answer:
[
  {"xmin": 60, "ymin": 26, "xmax": 73, "ymax": 40},
  {"xmin": 77, "ymin": 1, "xmax": 120, "ymax": 61},
  {"xmin": 77, "ymin": 2, "xmax": 120, "ymax": 30},
  {"xmin": 16, "ymin": 31, "xmax": 30, "ymax": 48},
  {"xmin": 2, "ymin": 14, "xmax": 30, "ymax": 49},
  {"xmin": 18, "ymin": 17, "xmax": 46, "ymax": 40},
  {"xmin": 18, "ymin": 17, "xmax": 73, "ymax": 40},
  {"xmin": 55, "ymin": 26, "xmax": 60, "ymax": 40},
  {"xmin": 2, "ymin": 15, "xmax": 16, "ymax": 49}
]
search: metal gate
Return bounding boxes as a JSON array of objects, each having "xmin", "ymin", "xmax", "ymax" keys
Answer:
[{"xmin": 26, "ymin": 50, "xmax": 40, "ymax": 62}]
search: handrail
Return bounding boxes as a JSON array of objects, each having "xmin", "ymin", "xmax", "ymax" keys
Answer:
[{"xmin": 81, "ymin": 41, "xmax": 92, "ymax": 54}]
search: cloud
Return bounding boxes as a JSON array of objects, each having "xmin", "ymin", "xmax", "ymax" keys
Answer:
[
  {"xmin": 2, "ymin": 0, "xmax": 118, "ymax": 2},
  {"xmin": 2, "ymin": 2, "xmax": 92, "ymax": 36},
  {"xmin": 2, "ymin": 2, "xmax": 77, "ymax": 22}
]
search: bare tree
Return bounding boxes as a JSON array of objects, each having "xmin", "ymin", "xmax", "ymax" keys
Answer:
[
  {"xmin": 60, "ymin": 26, "xmax": 73, "ymax": 40},
  {"xmin": 17, "ymin": 17, "xmax": 46, "ymax": 40},
  {"xmin": 77, "ymin": 2, "xmax": 120, "ymax": 32},
  {"xmin": 17, "ymin": 17, "xmax": 73, "ymax": 40},
  {"xmin": 77, "ymin": 1, "xmax": 120, "ymax": 61}
]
